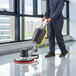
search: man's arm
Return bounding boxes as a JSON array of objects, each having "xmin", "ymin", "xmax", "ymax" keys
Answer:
[
  {"xmin": 42, "ymin": 0, "xmax": 50, "ymax": 21},
  {"xmin": 50, "ymin": 0, "xmax": 64, "ymax": 21},
  {"xmin": 44, "ymin": 6, "xmax": 50, "ymax": 17}
]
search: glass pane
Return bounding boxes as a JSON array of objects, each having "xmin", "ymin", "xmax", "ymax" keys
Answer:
[
  {"xmin": 38, "ymin": 0, "xmax": 46, "ymax": 15},
  {"xmin": 38, "ymin": 0, "xmax": 42, "ymax": 15},
  {"xmin": 20, "ymin": 17, "xmax": 42, "ymax": 40},
  {"xmin": 63, "ymin": 2, "xmax": 67, "ymax": 18},
  {"xmin": 0, "ymin": 15, "xmax": 15, "ymax": 43},
  {"xmin": 20, "ymin": 0, "xmax": 33, "ymax": 15},
  {"xmin": 0, "ymin": 0, "xmax": 14, "ymax": 12},
  {"xmin": 62, "ymin": 20, "xmax": 67, "ymax": 35}
]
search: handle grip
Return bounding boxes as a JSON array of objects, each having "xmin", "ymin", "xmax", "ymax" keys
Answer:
[{"xmin": 41, "ymin": 19, "xmax": 48, "ymax": 28}]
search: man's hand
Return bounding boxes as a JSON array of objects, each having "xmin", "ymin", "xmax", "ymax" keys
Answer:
[
  {"xmin": 47, "ymin": 18, "xmax": 52, "ymax": 22},
  {"xmin": 42, "ymin": 16, "xmax": 46, "ymax": 21}
]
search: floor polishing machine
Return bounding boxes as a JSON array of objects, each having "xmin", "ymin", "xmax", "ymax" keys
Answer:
[{"xmin": 14, "ymin": 20, "xmax": 47, "ymax": 64}]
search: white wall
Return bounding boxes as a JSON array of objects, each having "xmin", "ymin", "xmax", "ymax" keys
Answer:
[{"xmin": 70, "ymin": 0, "xmax": 76, "ymax": 40}]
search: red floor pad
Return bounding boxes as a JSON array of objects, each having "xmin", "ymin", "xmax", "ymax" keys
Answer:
[{"xmin": 14, "ymin": 59, "xmax": 34, "ymax": 64}]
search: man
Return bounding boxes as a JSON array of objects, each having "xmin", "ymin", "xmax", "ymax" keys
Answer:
[{"xmin": 42, "ymin": 0, "xmax": 68, "ymax": 57}]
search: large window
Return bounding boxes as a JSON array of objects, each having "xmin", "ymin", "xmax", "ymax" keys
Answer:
[{"xmin": 0, "ymin": 0, "xmax": 69, "ymax": 43}]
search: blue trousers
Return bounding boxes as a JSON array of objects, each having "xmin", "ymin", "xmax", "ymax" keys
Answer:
[{"xmin": 48, "ymin": 21, "xmax": 67, "ymax": 54}]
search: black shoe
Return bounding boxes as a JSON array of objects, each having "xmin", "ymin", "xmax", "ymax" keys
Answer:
[
  {"xmin": 59, "ymin": 51, "xmax": 68, "ymax": 57},
  {"xmin": 45, "ymin": 52, "xmax": 55, "ymax": 57}
]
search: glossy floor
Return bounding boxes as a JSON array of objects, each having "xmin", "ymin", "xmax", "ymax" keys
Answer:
[{"xmin": 0, "ymin": 41, "xmax": 76, "ymax": 76}]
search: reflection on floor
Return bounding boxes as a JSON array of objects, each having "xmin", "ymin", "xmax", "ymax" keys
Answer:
[{"xmin": 0, "ymin": 41, "xmax": 76, "ymax": 76}]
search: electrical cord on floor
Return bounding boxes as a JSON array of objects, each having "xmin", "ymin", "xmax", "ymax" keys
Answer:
[
  {"xmin": 44, "ymin": 39, "xmax": 76, "ymax": 55},
  {"xmin": 44, "ymin": 39, "xmax": 49, "ymax": 53}
]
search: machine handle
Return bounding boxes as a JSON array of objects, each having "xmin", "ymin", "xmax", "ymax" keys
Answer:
[{"xmin": 41, "ymin": 19, "xmax": 48, "ymax": 28}]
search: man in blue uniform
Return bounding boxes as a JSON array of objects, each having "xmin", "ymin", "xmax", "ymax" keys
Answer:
[{"xmin": 42, "ymin": 0, "xmax": 68, "ymax": 57}]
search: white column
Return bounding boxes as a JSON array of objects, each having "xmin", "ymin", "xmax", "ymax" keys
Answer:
[{"xmin": 69, "ymin": 0, "xmax": 76, "ymax": 40}]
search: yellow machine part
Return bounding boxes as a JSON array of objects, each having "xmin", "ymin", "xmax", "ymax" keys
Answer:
[{"xmin": 37, "ymin": 28, "xmax": 47, "ymax": 46}]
